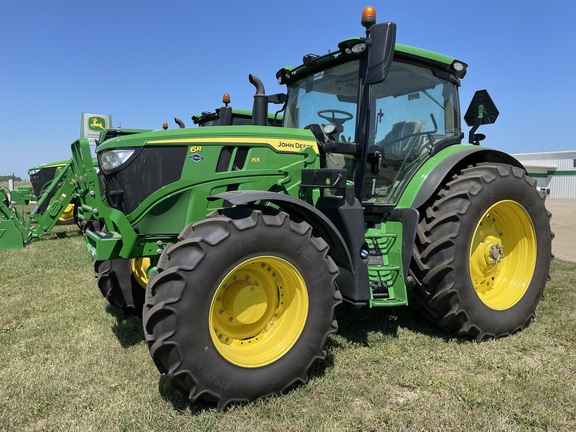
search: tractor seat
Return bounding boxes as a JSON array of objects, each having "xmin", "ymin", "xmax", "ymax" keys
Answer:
[{"xmin": 379, "ymin": 120, "xmax": 424, "ymax": 165}]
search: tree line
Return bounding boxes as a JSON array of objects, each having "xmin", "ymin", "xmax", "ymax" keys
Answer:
[{"xmin": 0, "ymin": 175, "xmax": 23, "ymax": 181}]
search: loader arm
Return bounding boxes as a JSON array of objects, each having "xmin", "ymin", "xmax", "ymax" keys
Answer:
[{"xmin": 0, "ymin": 138, "xmax": 100, "ymax": 250}]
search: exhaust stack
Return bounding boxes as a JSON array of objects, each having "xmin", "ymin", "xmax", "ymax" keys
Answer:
[{"xmin": 249, "ymin": 74, "xmax": 268, "ymax": 126}]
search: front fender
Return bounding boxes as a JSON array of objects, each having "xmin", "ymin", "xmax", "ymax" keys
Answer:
[{"xmin": 209, "ymin": 190, "xmax": 353, "ymax": 273}]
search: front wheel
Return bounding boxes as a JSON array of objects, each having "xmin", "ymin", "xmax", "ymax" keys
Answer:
[
  {"xmin": 96, "ymin": 258, "xmax": 148, "ymax": 316},
  {"xmin": 143, "ymin": 207, "xmax": 340, "ymax": 410},
  {"xmin": 411, "ymin": 163, "xmax": 552, "ymax": 340}
]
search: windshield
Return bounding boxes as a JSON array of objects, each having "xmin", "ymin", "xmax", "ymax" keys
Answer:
[{"xmin": 284, "ymin": 60, "xmax": 360, "ymax": 143}]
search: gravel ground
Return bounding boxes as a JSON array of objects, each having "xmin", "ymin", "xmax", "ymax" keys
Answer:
[{"xmin": 545, "ymin": 197, "xmax": 576, "ymax": 262}]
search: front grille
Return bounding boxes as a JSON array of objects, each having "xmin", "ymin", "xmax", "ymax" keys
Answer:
[
  {"xmin": 101, "ymin": 146, "xmax": 187, "ymax": 214},
  {"xmin": 31, "ymin": 167, "xmax": 58, "ymax": 197}
]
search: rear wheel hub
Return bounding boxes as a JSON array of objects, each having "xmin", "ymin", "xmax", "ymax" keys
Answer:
[{"xmin": 469, "ymin": 200, "xmax": 537, "ymax": 310}]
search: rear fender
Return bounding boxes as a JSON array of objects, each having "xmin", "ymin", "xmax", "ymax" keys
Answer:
[{"xmin": 401, "ymin": 146, "xmax": 525, "ymax": 210}]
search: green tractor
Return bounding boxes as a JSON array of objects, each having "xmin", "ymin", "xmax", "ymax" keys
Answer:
[
  {"xmin": 192, "ymin": 93, "xmax": 283, "ymax": 127},
  {"xmin": 9, "ymin": 6, "xmax": 554, "ymax": 409},
  {"xmin": 87, "ymin": 6, "xmax": 552, "ymax": 409}
]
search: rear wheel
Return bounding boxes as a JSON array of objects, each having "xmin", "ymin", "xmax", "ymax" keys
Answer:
[
  {"xmin": 143, "ymin": 207, "xmax": 340, "ymax": 410},
  {"xmin": 96, "ymin": 259, "xmax": 147, "ymax": 316},
  {"xmin": 411, "ymin": 163, "xmax": 552, "ymax": 340}
]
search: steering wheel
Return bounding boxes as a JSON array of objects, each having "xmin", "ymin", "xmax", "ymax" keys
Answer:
[{"xmin": 317, "ymin": 109, "xmax": 354, "ymax": 126}]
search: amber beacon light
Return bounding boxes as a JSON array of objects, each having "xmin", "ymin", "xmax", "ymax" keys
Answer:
[{"xmin": 361, "ymin": 6, "xmax": 377, "ymax": 29}]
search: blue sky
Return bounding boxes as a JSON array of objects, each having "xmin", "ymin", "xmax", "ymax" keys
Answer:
[{"xmin": 1, "ymin": 1, "xmax": 575, "ymax": 178}]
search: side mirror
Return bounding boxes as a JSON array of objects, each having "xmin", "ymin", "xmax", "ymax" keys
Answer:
[
  {"xmin": 365, "ymin": 22, "xmax": 397, "ymax": 85},
  {"xmin": 464, "ymin": 90, "xmax": 499, "ymax": 144}
]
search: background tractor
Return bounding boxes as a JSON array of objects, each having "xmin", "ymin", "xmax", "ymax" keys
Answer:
[
  {"xmin": 0, "ymin": 107, "xmax": 261, "ymax": 250},
  {"xmin": 0, "ymin": 129, "xmax": 148, "ymax": 249},
  {"xmin": 192, "ymin": 93, "xmax": 283, "ymax": 127},
  {"xmin": 27, "ymin": 159, "xmax": 89, "ymax": 225},
  {"xmin": 2, "ymin": 6, "xmax": 553, "ymax": 411}
]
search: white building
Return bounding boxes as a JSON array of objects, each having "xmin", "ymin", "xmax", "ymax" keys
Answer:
[{"xmin": 512, "ymin": 150, "xmax": 576, "ymax": 198}]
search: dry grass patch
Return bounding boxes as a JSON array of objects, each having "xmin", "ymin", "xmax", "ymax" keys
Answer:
[{"xmin": 0, "ymin": 227, "xmax": 574, "ymax": 431}]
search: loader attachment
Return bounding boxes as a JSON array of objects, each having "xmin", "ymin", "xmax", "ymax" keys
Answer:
[
  {"xmin": 0, "ymin": 138, "xmax": 99, "ymax": 251},
  {"xmin": 0, "ymin": 218, "xmax": 25, "ymax": 250},
  {"xmin": 10, "ymin": 186, "xmax": 35, "ymax": 205},
  {"xmin": 0, "ymin": 188, "xmax": 26, "ymax": 249}
]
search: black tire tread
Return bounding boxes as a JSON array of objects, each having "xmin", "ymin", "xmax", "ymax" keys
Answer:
[
  {"xmin": 143, "ymin": 208, "xmax": 340, "ymax": 410},
  {"xmin": 411, "ymin": 163, "xmax": 552, "ymax": 341},
  {"xmin": 96, "ymin": 259, "xmax": 145, "ymax": 316}
]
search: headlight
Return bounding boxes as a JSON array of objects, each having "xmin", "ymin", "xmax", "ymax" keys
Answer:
[
  {"xmin": 99, "ymin": 149, "xmax": 136, "ymax": 173},
  {"xmin": 28, "ymin": 168, "xmax": 40, "ymax": 176}
]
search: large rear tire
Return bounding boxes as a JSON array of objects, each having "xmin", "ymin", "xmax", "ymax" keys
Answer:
[
  {"xmin": 411, "ymin": 163, "xmax": 552, "ymax": 340},
  {"xmin": 143, "ymin": 207, "xmax": 340, "ymax": 410}
]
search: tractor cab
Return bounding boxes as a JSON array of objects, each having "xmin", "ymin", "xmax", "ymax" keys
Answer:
[{"xmin": 275, "ymin": 12, "xmax": 467, "ymax": 211}]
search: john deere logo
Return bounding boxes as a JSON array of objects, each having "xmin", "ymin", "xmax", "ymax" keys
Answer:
[{"xmin": 88, "ymin": 116, "xmax": 106, "ymax": 131}]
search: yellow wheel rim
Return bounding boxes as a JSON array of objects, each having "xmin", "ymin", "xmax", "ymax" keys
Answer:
[
  {"xmin": 131, "ymin": 257, "xmax": 151, "ymax": 288},
  {"xmin": 209, "ymin": 256, "xmax": 309, "ymax": 368},
  {"xmin": 58, "ymin": 203, "xmax": 75, "ymax": 222},
  {"xmin": 469, "ymin": 200, "xmax": 537, "ymax": 310}
]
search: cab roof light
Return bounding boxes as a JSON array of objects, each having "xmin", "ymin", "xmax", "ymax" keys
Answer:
[
  {"xmin": 276, "ymin": 67, "xmax": 292, "ymax": 85},
  {"xmin": 451, "ymin": 60, "xmax": 468, "ymax": 79},
  {"xmin": 222, "ymin": 93, "xmax": 231, "ymax": 106},
  {"xmin": 338, "ymin": 39, "xmax": 367, "ymax": 55}
]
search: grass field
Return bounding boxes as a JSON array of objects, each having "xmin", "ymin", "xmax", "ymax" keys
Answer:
[{"xmin": 0, "ymin": 224, "xmax": 574, "ymax": 431}]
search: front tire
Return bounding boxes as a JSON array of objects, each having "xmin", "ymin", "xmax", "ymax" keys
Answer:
[
  {"xmin": 143, "ymin": 207, "xmax": 340, "ymax": 410},
  {"xmin": 411, "ymin": 163, "xmax": 552, "ymax": 340},
  {"xmin": 96, "ymin": 259, "xmax": 147, "ymax": 316}
]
